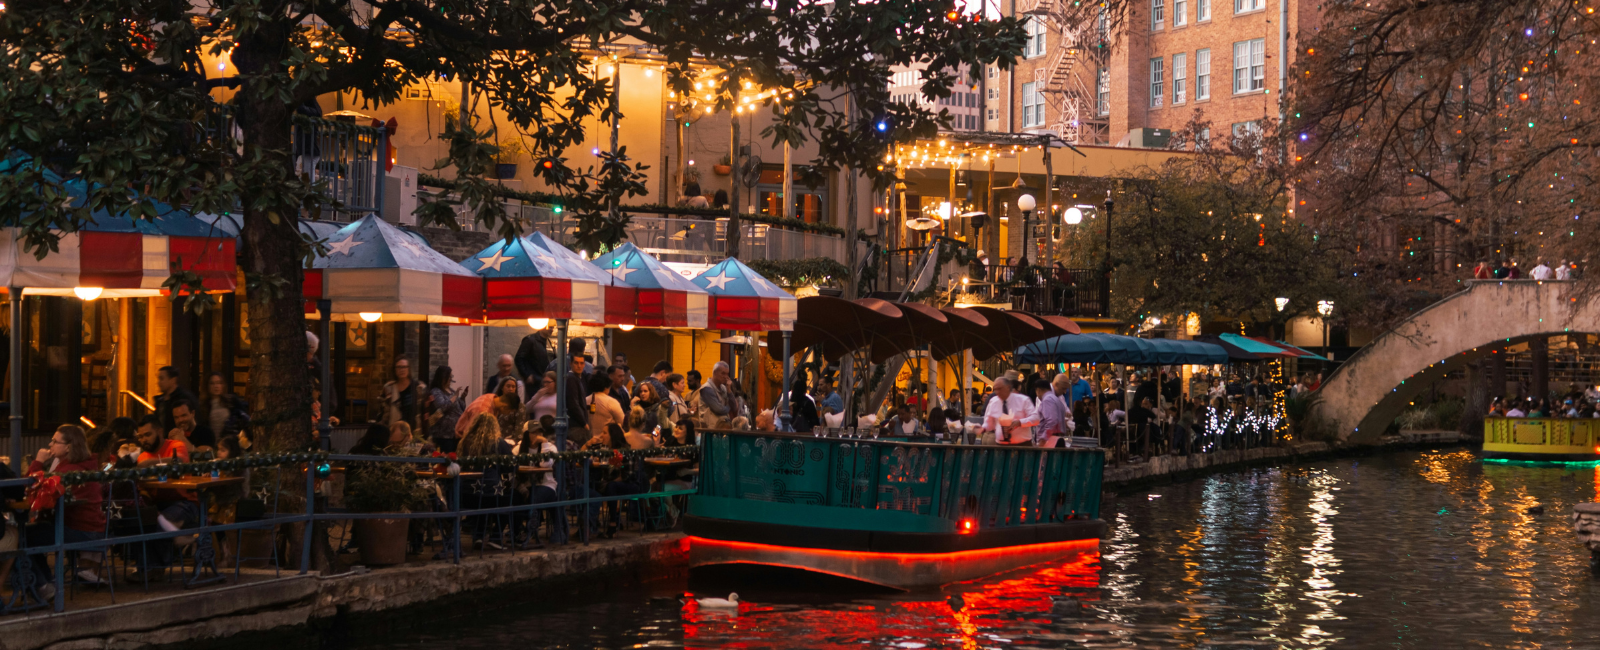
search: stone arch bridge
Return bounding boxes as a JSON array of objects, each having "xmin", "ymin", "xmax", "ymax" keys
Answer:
[{"xmin": 1312, "ymin": 280, "xmax": 1600, "ymax": 443}]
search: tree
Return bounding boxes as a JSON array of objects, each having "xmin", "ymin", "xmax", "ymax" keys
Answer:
[
  {"xmin": 1291, "ymin": 0, "xmax": 1600, "ymax": 326},
  {"xmin": 0, "ymin": 0, "xmax": 1025, "ymax": 460},
  {"xmin": 1056, "ymin": 117, "xmax": 1353, "ymax": 329}
]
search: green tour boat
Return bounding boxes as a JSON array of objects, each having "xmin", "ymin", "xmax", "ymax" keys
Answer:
[{"xmin": 685, "ymin": 429, "xmax": 1106, "ymax": 590}]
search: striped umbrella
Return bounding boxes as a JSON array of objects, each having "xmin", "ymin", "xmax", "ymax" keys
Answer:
[
  {"xmin": 468, "ymin": 232, "xmax": 608, "ymax": 325},
  {"xmin": 589, "ymin": 243, "xmax": 708, "ymax": 329},
  {"xmin": 690, "ymin": 258, "xmax": 796, "ymax": 331},
  {"xmin": 305, "ymin": 214, "xmax": 482, "ymax": 322}
]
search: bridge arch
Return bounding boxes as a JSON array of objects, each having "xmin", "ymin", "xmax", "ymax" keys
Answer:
[{"xmin": 1312, "ymin": 280, "xmax": 1600, "ymax": 443}]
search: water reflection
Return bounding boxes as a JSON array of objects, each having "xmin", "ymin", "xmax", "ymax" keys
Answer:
[{"xmin": 336, "ymin": 450, "xmax": 1600, "ymax": 650}]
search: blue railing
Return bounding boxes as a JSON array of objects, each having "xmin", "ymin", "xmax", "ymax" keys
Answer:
[{"xmin": 0, "ymin": 449, "xmax": 695, "ymax": 616}]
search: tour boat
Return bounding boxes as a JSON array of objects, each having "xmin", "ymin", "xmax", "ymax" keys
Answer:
[
  {"xmin": 685, "ymin": 429, "xmax": 1106, "ymax": 590},
  {"xmin": 1481, "ymin": 416, "xmax": 1600, "ymax": 463}
]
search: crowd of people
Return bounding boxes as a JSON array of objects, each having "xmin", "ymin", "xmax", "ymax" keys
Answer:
[
  {"xmin": 1471, "ymin": 259, "xmax": 1582, "ymax": 281},
  {"xmin": 1488, "ymin": 385, "xmax": 1600, "ymax": 419}
]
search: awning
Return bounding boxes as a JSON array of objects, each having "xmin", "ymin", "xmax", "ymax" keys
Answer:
[
  {"xmin": 307, "ymin": 214, "xmax": 483, "ymax": 322},
  {"xmin": 691, "ymin": 257, "xmax": 796, "ymax": 331},
  {"xmin": 1268, "ymin": 339, "xmax": 1329, "ymax": 361},
  {"xmin": 469, "ymin": 232, "xmax": 605, "ymax": 324},
  {"xmin": 1016, "ymin": 333, "xmax": 1229, "ymax": 365},
  {"xmin": 591, "ymin": 242, "xmax": 709, "ymax": 329},
  {"xmin": 1217, "ymin": 333, "xmax": 1300, "ymax": 359},
  {"xmin": 786, "ymin": 296, "xmax": 903, "ymax": 361}
]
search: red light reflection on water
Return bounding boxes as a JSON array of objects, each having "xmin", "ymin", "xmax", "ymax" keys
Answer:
[{"xmin": 683, "ymin": 552, "xmax": 1103, "ymax": 649}]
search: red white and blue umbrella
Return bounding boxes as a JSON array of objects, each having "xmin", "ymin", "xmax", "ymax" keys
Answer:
[
  {"xmin": 0, "ymin": 181, "xmax": 236, "ymax": 297},
  {"xmin": 469, "ymin": 232, "xmax": 607, "ymax": 325},
  {"xmin": 306, "ymin": 214, "xmax": 482, "ymax": 322},
  {"xmin": 691, "ymin": 258, "xmax": 796, "ymax": 331},
  {"xmin": 590, "ymin": 242, "xmax": 708, "ymax": 329}
]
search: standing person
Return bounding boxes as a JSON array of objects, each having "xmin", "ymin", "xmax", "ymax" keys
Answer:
[
  {"xmin": 485, "ymin": 354, "xmax": 523, "ymax": 400},
  {"xmin": 514, "ymin": 327, "xmax": 551, "ymax": 383},
  {"xmin": 525, "ymin": 371, "xmax": 559, "ymax": 422},
  {"xmin": 607, "ymin": 364, "xmax": 632, "ymax": 406},
  {"xmin": 789, "ymin": 376, "xmax": 819, "ymax": 433},
  {"xmin": 1530, "ymin": 259, "xmax": 1553, "ymax": 280},
  {"xmin": 611, "ymin": 353, "xmax": 637, "ymax": 390},
  {"xmin": 201, "ymin": 371, "xmax": 250, "ymax": 440},
  {"xmin": 425, "ymin": 366, "xmax": 467, "ymax": 453},
  {"xmin": 1472, "ymin": 260, "xmax": 1493, "ymax": 279},
  {"xmin": 153, "ymin": 366, "xmax": 199, "ymax": 433},
  {"xmin": 982, "ymin": 378, "xmax": 1038, "ymax": 445},
  {"xmin": 380, "ymin": 357, "xmax": 426, "ymax": 432},
  {"xmin": 1556, "ymin": 259, "xmax": 1574, "ymax": 280},
  {"xmin": 695, "ymin": 361, "xmax": 734, "ymax": 430},
  {"xmin": 584, "ymin": 372, "xmax": 625, "ymax": 445},
  {"xmin": 305, "ymin": 331, "xmax": 335, "ymax": 415},
  {"xmin": 1040, "ymin": 375, "xmax": 1075, "ymax": 447},
  {"xmin": 686, "ymin": 369, "xmax": 703, "ymax": 393},
  {"xmin": 22, "ymin": 425, "xmax": 104, "ymax": 597},
  {"xmin": 641, "ymin": 361, "xmax": 673, "ymax": 408},
  {"xmin": 653, "ymin": 373, "xmax": 690, "ymax": 441}
]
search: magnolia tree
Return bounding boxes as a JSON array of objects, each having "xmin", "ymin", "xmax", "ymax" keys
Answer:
[{"xmin": 0, "ymin": 0, "xmax": 1024, "ymax": 459}]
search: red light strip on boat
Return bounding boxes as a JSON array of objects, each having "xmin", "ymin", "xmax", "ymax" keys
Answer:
[{"xmin": 688, "ymin": 536, "xmax": 1097, "ymax": 562}]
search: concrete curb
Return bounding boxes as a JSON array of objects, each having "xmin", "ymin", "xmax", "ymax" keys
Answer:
[{"xmin": 1102, "ymin": 431, "xmax": 1464, "ymax": 491}]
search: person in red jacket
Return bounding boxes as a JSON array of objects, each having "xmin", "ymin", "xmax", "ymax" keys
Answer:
[{"xmin": 23, "ymin": 425, "xmax": 105, "ymax": 597}]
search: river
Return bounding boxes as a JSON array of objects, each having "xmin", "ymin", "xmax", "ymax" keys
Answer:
[{"xmin": 331, "ymin": 448, "xmax": 1600, "ymax": 649}]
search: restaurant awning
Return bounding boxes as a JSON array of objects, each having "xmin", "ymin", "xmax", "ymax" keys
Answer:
[
  {"xmin": 691, "ymin": 257, "xmax": 796, "ymax": 331},
  {"xmin": 590, "ymin": 243, "xmax": 709, "ymax": 329},
  {"xmin": 1016, "ymin": 333, "xmax": 1229, "ymax": 365},
  {"xmin": 785, "ymin": 296, "xmax": 903, "ymax": 361},
  {"xmin": 306, "ymin": 214, "xmax": 483, "ymax": 322},
  {"xmin": 1268, "ymin": 340, "xmax": 1329, "ymax": 361},
  {"xmin": 469, "ymin": 232, "xmax": 605, "ymax": 324},
  {"xmin": 1216, "ymin": 333, "xmax": 1299, "ymax": 359}
]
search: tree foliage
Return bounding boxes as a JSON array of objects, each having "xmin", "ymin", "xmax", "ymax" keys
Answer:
[
  {"xmin": 1058, "ymin": 118, "xmax": 1353, "ymax": 326},
  {"xmin": 0, "ymin": 0, "xmax": 1025, "ymax": 456},
  {"xmin": 1291, "ymin": 0, "xmax": 1600, "ymax": 325}
]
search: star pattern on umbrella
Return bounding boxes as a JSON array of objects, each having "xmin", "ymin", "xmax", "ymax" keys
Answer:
[
  {"xmin": 477, "ymin": 248, "xmax": 514, "ymax": 272},
  {"xmin": 608, "ymin": 264, "xmax": 635, "ymax": 281},
  {"xmin": 702, "ymin": 271, "xmax": 735, "ymax": 291},
  {"xmin": 394, "ymin": 235, "xmax": 431, "ymax": 259},
  {"xmin": 327, "ymin": 236, "xmax": 364, "ymax": 256}
]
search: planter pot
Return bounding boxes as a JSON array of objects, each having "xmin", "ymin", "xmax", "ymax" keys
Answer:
[
  {"xmin": 495, "ymin": 163, "xmax": 519, "ymax": 179},
  {"xmin": 712, "ymin": 164, "xmax": 732, "ymax": 176},
  {"xmin": 355, "ymin": 518, "xmax": 410, "ymax": 566}
]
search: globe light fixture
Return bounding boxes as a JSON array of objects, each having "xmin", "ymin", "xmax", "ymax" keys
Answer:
[
  {"xmin": 359, "ymin": 312, "xmax": 383, "ymax": 323},
  {"xmin": 527, "ymin": 318, "xmax": 550, "ymax": 330},
  {"xmin": 1016, "ymin": 194, "xmax": 1037, "ymax": 212},
  {"xmin": 1316, "ymin": 300, "xmax": 1334, "ymax": 317},
  {"xmin": 73, "ymin": 286, "xmax": 103, "ymax": 301},
  {"xmin": 1064, "ymin": 206, "xmax": 1083, "ymax": 225},
  {"xmin": 1275, "ymin": 297, "xmax": 1290, "ymax": 312}
]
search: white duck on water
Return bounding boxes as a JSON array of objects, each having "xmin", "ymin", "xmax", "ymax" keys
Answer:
[{"xmin": 695, "ymin": 593, "xmax": 740, "ymax": 608}]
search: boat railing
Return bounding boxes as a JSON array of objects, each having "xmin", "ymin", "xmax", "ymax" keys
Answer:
[
  {"xmin": 1483, "ymin": 416, "xmax": 1600, "ymax": 450},
  {"xmin": 696, "ymin": 429, "xmax": 1103, "ymax": 533}
]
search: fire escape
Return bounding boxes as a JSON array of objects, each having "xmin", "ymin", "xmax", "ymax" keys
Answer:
[{"xmin": 1026, "ymin": 0, "xmax": 1110, "ymax": 145}]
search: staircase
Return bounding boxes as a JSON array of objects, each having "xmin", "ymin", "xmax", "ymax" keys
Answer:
[{"xmin": 1033, "ymin": 1, "xmax": 1109, "ymax": 145}]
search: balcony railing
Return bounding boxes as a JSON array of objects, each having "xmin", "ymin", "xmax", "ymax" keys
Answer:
[
  {"xmin": 874, "ymin": 249, "xmax": 1108, "ymax": 318},
  {"xmin": 211, "ymin": 106, "xmax": 388, "ymax": 221}
]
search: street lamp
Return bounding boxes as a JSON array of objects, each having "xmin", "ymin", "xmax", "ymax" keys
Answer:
[
  {"xmin": 1064, "ymin": 206, "xmax": 1084, "ymax": 225},
  {"xmin": 1275, "ymin": 297, "xmax": 1289, "ymax": 312},
  {"xmin": 1316, "ymin": 300, "xmax": 1334, "ymax": 361},
  {"xmin": 1017, "ymin": 194, "xmax": 1036, "ymax": 265}
]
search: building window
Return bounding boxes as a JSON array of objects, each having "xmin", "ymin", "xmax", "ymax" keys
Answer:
[
  {"xmin": 1172, "ymin": 52, "xmax": 1187, "ymax": 103},
  {"xmin": 1233, "ymin": 39, "xmax": 1265, "ymax": 93},
  {"xmin": 1197, "ymin": 48, "xmax": 1211, "ymax": 99},
  {"xmin": 987, "ymin": 107, "xmax": 997, "ymax": 121},
  {"xmin": 1175, "ymin": 0, "xmax": 1187, "ymax": 25},
  {"xmin": 1149, "ymin": 58, "xmax": 1164, "ymax": 107},
  {"xmin": 1198, "ymin": 127, "xmax": 1211, "ymax": 149},
  {"xmin": 987, "ymin": 87, "xmax": 996, "ymax": 101},
  {"xmin": 1097, "ymin": 68, "xmax": 1110, "ymax": 115},
  {"xmin": 1198, "ymin": 0, "xmax": 1210, "ymax": 20},
  {"xmin": 1234, "ymin": 0, "xmax": 1263, "ymax": 12},
  {"xmin": 1232, "ymin": 120, "xmax": 1262, "ymax": 140},
  {"xmin": 1096, "ymin": 10, "xmax": 1109, "ymax": 40},
  {"xmin": 1022, "ymin": 82, "xmax": 1045, "ymax": 127},
  {"xmin": 1151, "ymin": 0, "xmax": 1164, "ymax": 29},
  {"xmin": 1024, "ymin": 18, "xmax": 1047, "ymax": 58},
  {"xmin": 989, "ymin": 65, "xmax": 998, "ymax": 79}
]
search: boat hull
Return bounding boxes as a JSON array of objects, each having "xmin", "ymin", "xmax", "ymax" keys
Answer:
[
  {"xmin": 1482, "ymin": 417, "xmax": 1600, "ymax": 462},
  {"xmin": 686, "ymin": 515, "xmax": 1105, "ymax": 589}
]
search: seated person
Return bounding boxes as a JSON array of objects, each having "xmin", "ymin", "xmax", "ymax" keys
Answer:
[
  {"xmin": 131, "ymin": 416, "xmax": 199, "ymax": 576},
  {"xmin": 169, "ymin": 400, "xmax": 216, "ymax": 455},
  {"xmin": 882, "ymin": 405, "xmax": 927, "ymax": 438},
  {"xmin": 22, "ymin": 425, "xmax": 105, "ymax": 596}
]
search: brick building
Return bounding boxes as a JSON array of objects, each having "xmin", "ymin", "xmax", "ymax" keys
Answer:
[{"xmin": 973, "ymin": 0, "xmax": 1316, "ymax": 146}]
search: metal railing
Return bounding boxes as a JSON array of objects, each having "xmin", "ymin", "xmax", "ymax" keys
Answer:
[
  {"xmin": 1098, "ymin": 408, "xmax": 1285, "ymax": 465},
  {"xmin": 0, "ymin": 449, "xmax": 694, "ymax": 616},
  {"xmin": 206, "ymin": 107, "xmax": 387, "ymax": 221}
]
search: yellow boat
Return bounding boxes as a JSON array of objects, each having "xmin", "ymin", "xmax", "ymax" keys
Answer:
[{"xmin": 1482, "ymin": 416, "xmax": 1600, "ymax": 462}]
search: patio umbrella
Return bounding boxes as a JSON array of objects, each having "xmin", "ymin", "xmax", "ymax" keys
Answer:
[
  {"xmin": 469, "ymin": 233, "xmax": 605, "ymax": 325},
  {"xmin": 1270, "ymin": 339, "xmax": 1329, "ymax": 361},
  {"xmin": 1217, "ymin": 333, "xmax": 1299, "ymax": 359},
  {"xmin": 305, "ymin": 214, "xmax": 483, "ymax": 322},
  {"xmin": 692, "ymin": 257, "xmax": 796, "ymax": 332},
  {"xmin": 590, "ymin": 243, "xmax": 708, "ymax": 329},
  {"xmin": 1193, "ymin": 335, "xmax": 1263, "ymax": 361}
]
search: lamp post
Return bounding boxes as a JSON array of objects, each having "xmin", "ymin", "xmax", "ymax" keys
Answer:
[
  {"xmin": 1101, "ymin": 191, "xmax": 1114, "ymax": 317},
  {"xmin": 1017, "ymin": 193, "xmax": 1036, "ymax": 265},
  {"xmin": 1316, "ymin": 300, "xmax": 1334, "ymax": 367}
]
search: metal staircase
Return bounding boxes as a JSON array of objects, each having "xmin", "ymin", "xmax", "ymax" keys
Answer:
[{"xmin": 1027, "ymin": 0, "xmax": 1110, "ymax": 145}]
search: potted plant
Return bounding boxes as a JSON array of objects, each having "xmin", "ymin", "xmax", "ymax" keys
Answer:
[
  {"xmin": 494, "ymin": 140, "xmax": 526, "ymax": 180},
  {"xmin": 343, "ymin": 459, "xmax": 430, "ymax": 565},
  {"xmin": 713, "ymin": 154, "xmax": 732, "ymax": 176}
]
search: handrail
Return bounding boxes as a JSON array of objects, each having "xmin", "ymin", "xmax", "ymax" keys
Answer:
[{"xmin": 120, "ymin": 390, "xmax": 155, "ymax": 411}]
